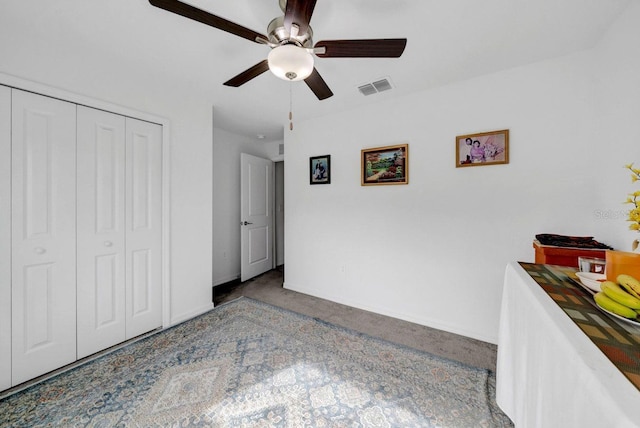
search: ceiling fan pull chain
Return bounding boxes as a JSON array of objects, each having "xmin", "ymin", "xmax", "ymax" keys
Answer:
[{"xmin": 289, "ymin": 82, "xmax": 294, "ymax": 131}]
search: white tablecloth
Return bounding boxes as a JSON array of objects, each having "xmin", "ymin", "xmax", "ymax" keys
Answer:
[{"xmin": 496, "ymin": 262, "xmax": 640, "ymax": 428}]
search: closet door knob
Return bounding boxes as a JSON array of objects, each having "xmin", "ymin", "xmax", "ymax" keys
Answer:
[
  {"xmin": 104, "ymin": 241, "xmax": 113, "ymax": 247},
  {"xmin": 34, "ymin": 247, "xmax": 46, "ymax": 255}
]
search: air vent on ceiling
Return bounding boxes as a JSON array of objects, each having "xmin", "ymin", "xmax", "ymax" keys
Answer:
[
  {"xmin": 357, "ymin": 77, "xmax": 393, "ymax": 96},
  {"xmin": 372, "ymin": 78, "xmax": 392, "ymax": 92},
  {"xmin": 358, "ymin": 84, "xmax": 378, "ymax": 96}
]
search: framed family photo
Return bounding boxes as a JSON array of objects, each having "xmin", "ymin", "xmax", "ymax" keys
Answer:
[
  {"xmin": 456, "ymin": 129, "xmax": 509, "ymax": 167},
  {"xmin": 361, "ymin": 143, "xmax": 408, "ymax": 186},
  {"xmin": 310, "ymin": 155, "xmax": 331, "ymax": 184}
]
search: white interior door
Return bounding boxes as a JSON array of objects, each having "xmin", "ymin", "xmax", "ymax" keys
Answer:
[
  {"xmin": 125, "ymin": 117, "xmax": 162, "ymax": 338},
  {"xmin": 76, "ymin": 106, "xmax": 126, "ymax": 359},
  {"xmin": 0, "ymin": 85, "xmax": 11, "ymax": 390},
  {"xmin": 240, "ymin": 153, "xmax": 274, "ymax": 282},
  {"xmin": 11, "ymin": 89, "xmax": 77, "ymax": 385}
]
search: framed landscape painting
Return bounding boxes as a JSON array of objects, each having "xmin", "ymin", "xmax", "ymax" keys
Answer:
[
  {"xmin": 310, "ymin": 155, "xmax": 331, "ymax": 184},
  {"xmin": 456, "ymin": 129, "xmax": 509, "ymax": 167},
  {"xmin": 361, "ymin": 143, "xmax": 408, "ymax": 186}
]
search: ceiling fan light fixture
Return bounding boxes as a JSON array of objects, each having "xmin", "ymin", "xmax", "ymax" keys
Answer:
[{"xmin": 267, "ymin": 45, "xmax": 314, "ymax": 82}]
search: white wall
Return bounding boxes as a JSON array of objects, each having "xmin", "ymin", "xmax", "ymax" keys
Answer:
[
  {"xmin": 284, "ymin": 3, "xmax": 640, "ymax": 343},
  {"xmin": 0, "ymin": 15, "xmax": 214, "ymax": 326},
  {"xmin": 212, "ymin": 127, "xmax": 281, "ymax": 286},
  {"xmin": 590, "ymin": 0, "xmax": 640, "ymax": 251}
]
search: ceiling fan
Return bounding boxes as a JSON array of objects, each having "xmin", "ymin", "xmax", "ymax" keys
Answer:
[{"xmin": 148, "ymin": 0, "xmax": 407, "ymax": 100}]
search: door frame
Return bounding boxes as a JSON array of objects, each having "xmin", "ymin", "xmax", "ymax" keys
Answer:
[
  {"xmin": 240, "ymin": 153, "xmax": 276, "ymax": 282},
  {"xmin": 274, "ymin": 161, "xmax": 285, "ymax": 268},
  {"xmin": 0, "ymin": 72, "xmax": 174, "ymax": 329}
]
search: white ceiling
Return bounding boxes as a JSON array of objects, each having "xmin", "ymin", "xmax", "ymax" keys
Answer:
[{"xmin": 3, "ymin": 0, "xmax": 631, "ymax": 142}]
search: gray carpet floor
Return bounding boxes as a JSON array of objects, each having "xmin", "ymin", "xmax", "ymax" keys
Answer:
[{"xmin": 214, "ymin": 267, "xmax": 498, "ymax": 372}]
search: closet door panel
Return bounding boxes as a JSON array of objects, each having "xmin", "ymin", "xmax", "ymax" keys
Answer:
[
  {"xmin": 125, "ymin": 118, "xmax": 162, "ymax": 338},
  {"xmin": 76, "ymin": 106, "xmax": 126, "ymax": 359},
  {"xmin": 0, "ymin": 85, "xmax": 11, "ymax": 391},
  {"xmin": 11, "ymin": 90, "xmax": 77, "ymax": 385}
]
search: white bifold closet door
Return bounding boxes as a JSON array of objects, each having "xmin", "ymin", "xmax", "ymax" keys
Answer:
[
  {"xmin": 76, "ymin": 107, "xmax": 162, "ymax": 358},
  {"xmin": 124, "ymin": 117, "xmax": 162, "ymax": 339},
  {"xmin": 0, "ymin": 85, "xmax": 11, "ymax": 390},
  {"xmin": 11, "ymin": 89, "xmax": 77, "ymax": 386},
  {"xmin": 76, "ymin": 106, "xmax": 127, "ymax": 359}
]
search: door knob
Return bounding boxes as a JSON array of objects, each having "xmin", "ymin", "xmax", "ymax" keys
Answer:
[
  {"xmin": 34, "ymin": 247, "xmax": 46, "ymax": 255},
  {"xmin": 241, "ymin": 221, "xmax": 253, "ymax": 226}
]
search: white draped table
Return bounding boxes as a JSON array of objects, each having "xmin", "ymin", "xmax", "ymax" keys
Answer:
[{"xmin": 496, "ymin": 262, "xmax": 640, "ymax": 428}]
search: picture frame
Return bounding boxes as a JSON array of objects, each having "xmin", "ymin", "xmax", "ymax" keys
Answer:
[
  {"xmin": 310, "ymin": 155, "xmax": 331, "ymax": 185},
  {"xmin": 456, "ymin": 129, "xmax": 509, "ymax": 167},
  {"xmin": 361, "ymin": 143, "xmax": 408, "ymax": 186}
]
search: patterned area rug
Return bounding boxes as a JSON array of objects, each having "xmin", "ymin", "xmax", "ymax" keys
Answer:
[{"xmin": 0, "ymin": 298, "xmax": 512, "ymax": 427}]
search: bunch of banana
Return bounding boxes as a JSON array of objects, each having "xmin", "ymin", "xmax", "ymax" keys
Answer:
[{"xmin": 594, "ymin": 274, "xmax": 640, "ymax": 319}]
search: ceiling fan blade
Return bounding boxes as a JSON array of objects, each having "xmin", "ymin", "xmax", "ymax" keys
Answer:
[
  {"xmin": 304, "ymin": 68, "xmax": 333, "ymax": 100},
  {"xmin": 149, "ymin": 0, "xmax": 266, "ymax": 43},
  {"xmin": 314, "ymin": 39, "xmax": 407, "ymax": 58},
  {"xmin": 283, "ymin": 0, "xmax": 317, "ymax": 36},
  {"xmin": 223, "ymin": 60, "xmax": 270, "ymax": 87}
]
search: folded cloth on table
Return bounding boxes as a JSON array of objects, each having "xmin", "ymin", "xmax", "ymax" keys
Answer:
[{"xmin": 535, "ymin": 234, "xmax": 613, "ymax": 249}]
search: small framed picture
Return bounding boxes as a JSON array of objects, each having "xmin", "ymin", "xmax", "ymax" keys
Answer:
[
  {"xmin": 456, "ymin": 129, "xmax": 509, "ymax": 167},
  {"xmin": 361, "ymin": 143, "xmax": 408, "ymax": 186},
  {"xmin": 310, "ymin": 155, "xmax": 331, "ymax": 184}
]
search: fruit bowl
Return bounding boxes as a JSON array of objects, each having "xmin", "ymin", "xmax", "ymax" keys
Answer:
[{"xmin": 575, "ymin": 272, "xmax": 607, "ymax": 292}]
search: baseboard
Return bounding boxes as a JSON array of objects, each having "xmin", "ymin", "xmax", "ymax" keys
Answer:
[{"xmin": 283, "ymin": 281, "xmax": 497, "ymax": 345}]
